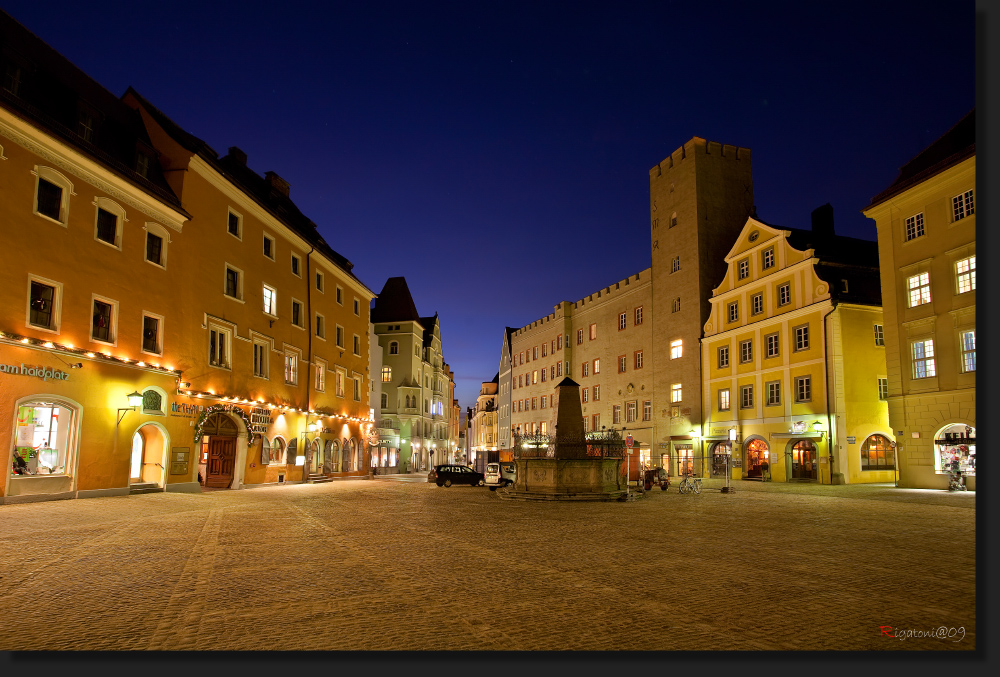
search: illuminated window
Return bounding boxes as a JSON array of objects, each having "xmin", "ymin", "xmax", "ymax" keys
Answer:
[
  {"xmin": 719, "ymin": 389, "xmax": 730, "ymax": 411},
  {"xmin": 670, "ymin": 339, "xmax": 682, "ymax": 359},
  {"xmin": 671, "ymin": 383, "xmax": 682, "ymax": 403},
  {"xmin": 956, "ymin": 256, "xmax": 976, "ymax": 294},
  {"xmin": 911, "ymin": 339, "xmax": 935, "ymax": 379},
  {"xmin": 952, "ymin": 190, "xmax": 974, "ymax": 221},
  {"xmin": 861, "ymin": 434, "xmax": 895, "ymax": 470},
  {"xmin": 762, "ymin": 247, "xmax": 774, "ymax": 270},
  {"xmin": 532, "ymin": 370, "xmax": 538, "ymax": 384},
  {"xmin": 315, "ymin": 359, "xmax": 326, "ymax": 392},
  {"xmin": 589, "ymin": 323, "xmax": 597, "ymax": 340},
  {"xmin": 11, "ymin": 400, "xmax": 75, "ymax": 477},
  {"xmin": 253, "ymin": 340, "xmax": 269, "ymax": 379},
  {"xmin": 262, "ymin": 284, "xmax": 277, "ymax": 316},
  {"xmin": 619, "ymin": 313, "xmax": 627, "ymax": 330},
  {"xmin": 907, "ymin": 273, "xmax": 931, "ymax": 307},
  {"xmin": 593, "ymin": 358, "xmax": 600, "ymax": 374},
  {"xmin": 381, "ymin": 366, "xmax": 392, "ymax": 382},
  {"xmin": 960, "ymin": 331, "xmax": 975, "ymax": 372},
  {"xmin": 905, "ymin": 213, "xmax": 924, "ymax": 241}
]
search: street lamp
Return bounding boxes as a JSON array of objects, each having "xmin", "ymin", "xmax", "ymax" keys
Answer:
[{"xmin": 116, "ymin": 391, "xmax": 142, "ymax": 488}]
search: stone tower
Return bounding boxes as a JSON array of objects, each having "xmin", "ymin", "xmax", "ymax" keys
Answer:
[{"xmin": 648, "ymin": 138, "xmax": 754, "ymax": 467}]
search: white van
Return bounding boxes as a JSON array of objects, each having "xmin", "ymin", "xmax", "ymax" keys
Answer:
[{"xmin": 485, "ymin": 463, "xmax": 503, "ymax": 490}]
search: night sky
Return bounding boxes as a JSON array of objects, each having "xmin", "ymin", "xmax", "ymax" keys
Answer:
[{"xmin": 3, "ymin": 1, "xmax": 976, "ymax": 411}]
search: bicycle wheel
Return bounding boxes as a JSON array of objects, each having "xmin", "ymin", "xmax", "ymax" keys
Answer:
[
  {"xmin": 692, "ymin": 481, "xmax": 701, "ymax": 494},
  {"xmin": 678, "ymin": 482, "xmax": 688, "ymax": 494}
]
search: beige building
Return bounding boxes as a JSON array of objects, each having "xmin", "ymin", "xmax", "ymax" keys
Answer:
[
  {"xmin": 469, "ymin": 376, "xmax": 498, "ymax": 471},
  {"xmin": 862, "ymin": 110, "xmax": 976, "ymax": 490}
]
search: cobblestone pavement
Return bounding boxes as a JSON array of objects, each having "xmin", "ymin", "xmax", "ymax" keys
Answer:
[{"xmin": 0, "ymin": 477, "xmax": 975, "ymax": 651}]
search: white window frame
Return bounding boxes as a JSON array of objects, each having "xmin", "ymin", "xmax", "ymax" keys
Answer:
[
  {"xmin": 877, "ymin": 377, "xmax": 888, "ymax": 401},
  {"xmin": 336, "ymin": 286, "xmax": 344, "ymax": 305},
  {"xmin": 90, "ymin": 294, "xmax": 119, "ymax": 346},
  {"xmin": 140, "ymin": 311, "xmax": 164, "ymax": 356},
  {"xmin": 316, "ymin": 270, "xmax": 325, "ymax": 293},
  {"xmin": 143, "ymin": 222, "xmax": 169, "ymax": 269},
  {"xmin": 960, "ymin": 330, "xmax": 975, "ymax": 373},
  {"xmin": 252, "ymin": 338, "xmax": 270, "ymax": 379},
  {"xmin": 728, "ymin": 301, "xmax": 738, "ymax": 323},
  {"xmin": 739, "ymin": 340, "xmax": 753, "ymax": 364},
  {"xmin": 762, "ymin": 247, "xmax": 775, "ymax": 270},
  {"xmin": 741, "ymin": 385, "xmax": 754, "ymax": 409},
  {"xmin": 335, "ymin": 324, "xmax": 345, "ymax": 348},
  {"xmin": 32, "ymin": 166, "xmax": 74, "ymax": 226},
  {"xmin": 227, "ymin": 207, "xmax": 243, "ymax": 240},
  {"xmin": 766, "ymin": 380, "xmax": 780, "ymax": 406},
  {"xmin": 911, "ymin": 339, "xmax": 936, "ymax": 379},
  {"xmin": 794, "ymin": 324, "xmax": 810, "ymax": 351},
  {"xmin": 335, "ymin": 369, "xmax": 346, "ymax": 397},
  {"xmin": 765, "ymin": 332, "xmax": 780, "ymax": 358},
  {"xmin": 778, "ymin": 283, "xmax": 791, "ymax": 306},
  {"xmin": 718, "ymin": 346, "xmax": 729, "ymax": 368},
  {"xmin": 315, "ymin": 313, "xmax": 326, "ymax": 340},
  {"xmin": 794, "ymin": 376, "xmax": 811, "ymax": 403},
  {"xmin": 290, "ymin": 252, "xmax": 302, "ymax": 277},
  {"xmin": 381, "ymin": 366, "xmax": 392, "ymax": 382},
  {"xmin": 626, "ymin": 401, "xmax": 637, "ymax": 423},
  {"xmin": 737, "ymin": 258, "xmax": 749, "ymax": 280},
  {"xmin": 751, "ymin": 293, "xmax": 763, "ymax": 316},
  {"xmin": 613, "ymin": 405, "xmax": 621, "ymax": 424},
  {"xmin": 619, "ymin": 312, "xmax": 627, "ymax": 330},
  {"xmin": 719, "ymin": 388, "xmax": 730, "ymax": 411},
  {"xmin": 263, "ymin": 232, "xmax": 275, "ymax": 261},
  {"xmin": 952, "ymin": 190, "xmax": 974, "ymax": 222},
  {"xmin": 224, "ymin": 263, "xmax": 244, "ymax": 302},
  {"xmin": 670, "ymin": 339, "xmax": 682, "ymax": 360},
  {"xmin": 315, "ymin": 358, "xmax": 327, "ymax": 392},
  {"xmin": 635, "ymin": 307, "xmax": 643, "ymax": 325},
  {"xmin": 291, "ymin": 298, "xmax": 305, "ymax": 329},
  {"xmin": 25, "ymin": 275, "xmax": 63, "ymax": 334},
  {"xmin": 262, "ymin": 284, "xmax": 277, "ymax": 317},
  {"xmin": 671, "ymin": 383, "xmax": 682, "ymax": 403},
  {"xmin": 353, "ymin": 334, "xmax": 361, "ymax": 356},
  {"xmin": 905, "ymin": 213, "xmax": 925, "ymax": 241},
  {"xmin": 874, "ymin": 324, "xmax": 884, "ymax": 347},
  {"xmin": 208, "ymin": 323, "xmax": 233, "ymax": 370},
  {"xmin": 907, "ymin": 272, "xmax": 931, "ymax": 307},
  {"xmin": 955, "ymin": 256, "xmax": 976, "ymax": 294},
  {"xmin": 93, "ymin": 197, "xmax": 126, "ymax": 250},
  {"xmin": 284, "ymin": 349, "xmax": 300, "ymax": 385}
]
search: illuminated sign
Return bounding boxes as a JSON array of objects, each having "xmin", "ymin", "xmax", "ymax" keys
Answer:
[
  {"xmin": 250, "ymin": 407, "xmax": 272, "ymax": 434},
  {"xmin": 0, "ymin": 363, "xmax": 69, "ymax": 381}
]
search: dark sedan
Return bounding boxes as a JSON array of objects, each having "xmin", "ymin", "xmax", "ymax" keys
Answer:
[{"xmin": 428, "ymin": 464, "xmax": 485, "ymax": 488}]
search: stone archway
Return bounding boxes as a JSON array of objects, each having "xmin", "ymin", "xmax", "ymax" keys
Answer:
[{"xmin": 130, "ymin": 422, "xmax": 169, "ymax": 488}]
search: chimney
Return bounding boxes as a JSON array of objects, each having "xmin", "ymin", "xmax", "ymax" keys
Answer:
[
  {"xmin": 227, "ymin": 146, "xmax": 247, "ymax": 165},
  {"xmin": 811, "ymin": 203, "xmax": 835, "ymax": 240},
  {"xmin": 265, "ymin": 171, "xmax": 290, "ymax": 197}
]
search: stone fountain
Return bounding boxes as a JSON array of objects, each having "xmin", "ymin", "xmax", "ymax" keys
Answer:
[{"xmin": 504, "ymin": 378, "xmax": 627, "ymax": 501}]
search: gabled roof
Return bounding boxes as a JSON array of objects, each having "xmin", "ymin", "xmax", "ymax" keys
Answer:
[
  {"xmin": 0, "ymin": 11, "xmax": 183, "ymax": 212},
  {"xmin": 371, "ymin": 277, "xmax": 422, "ymax": 324},
  {"xmin": 125, "ymin": 87, "xmax": 371, "ymax": 293},
  {"xmin": 867, "ymin": 109, "xmax": 975, "ymax": 209},
  {"xmin": 420, "ymin": 313, "xmax": 439, "ymax": 345}
]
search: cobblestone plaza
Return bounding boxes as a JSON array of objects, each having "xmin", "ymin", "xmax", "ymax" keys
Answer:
[{"xmin": 0, "ymin": 477, "xmax": 975, "ymax": 652}]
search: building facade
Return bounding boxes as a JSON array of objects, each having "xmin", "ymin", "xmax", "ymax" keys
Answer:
[
  {"xmin": 2, "ymin": 11, "xmax": 375, "ymax": 504},
  {"xmin": 702, "ymin": 209, "xmax": 891, "ymax": 484},
  {"xmin": 862, "ymin": 110, "xmax": 976, "ymax": 490},
  {"xmin": 371, "ymin": 277, "xmax": 455, "ymax": 473},
  {"xmin": 468, "ymin": 375, "xmax": 498, "ymax": 472}
]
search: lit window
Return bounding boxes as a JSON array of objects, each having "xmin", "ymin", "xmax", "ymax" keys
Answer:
[
  {"xmin": 752, "ymin": 293, "xmax": 763, "ymax": 316},
  {"xmin": 284, "ymin": 352, "xmax": 298, "ymax": 384},
  {"xmin": 907, "ymin": 273, "xmax": 931, "ymax": 307},
  {"xmin": 589, "ymin": 323, "xmax": 597, "ymax": 340},
  {"xmin": 911, "ymin": 339, "xmax": 936, "ymax": 379},
  {"xmin": 728, "ymin": 302, "xmax": 738, "ymax": 323},
  {"xmin": 778, "ymin": 283, "xmax": 790, "ymax": 306},
  {"xmin": 874, "ymin": 324, "xmax": 884, "ymax": 347},
  {"xmin": 905, "ymin": 213, "xmax": 924, "ymax": 241},
  {"xmin": 593, "ymin": 358, "xmax": 600, "ymax": 374},
  {"xmin": 315, "ymin": 360, "xmax": 326, "ymax": 392},
  {"xmin": 794, "ymin": 325, "xmax": 809, "ymax": 351},
  {"xmin": 766, "ymin": 381, "xmax": 780, "ymax": 406},
  {"xmin": 762, "ymin": 248, "xmax": 774, "ymax": 270},
  {"xmin": 738, "ymin": 258, "xmax": 749, "ymax": 280},
  {"xmin": 253, "ymin": 341, "xmax": 269, "ymax": 378},
  {"xmin": 670, "ymin": 339, "xmax": 682, "ymax": 359},
  {"xmin": 532, "ymin": 370, "xmax": 538, "ymax": 384},
  {"xmin": 262, "ymin": 285, "xmax": 276, "ymax": 316},
  {"xmin": 634, "ymin": 351, "xmax": 643, "ymax": 369},
  {"xmin": 718, "ymin": 346, "xmax": 729, "ymax": 368},
  {"xmin": 952, "ymin": 190, "xmax": 974, "ymax": 221},
  {"xmin": 619, "ymin": 313, "xmax": 627, "ymax": 330},
  {"xmin": 795, "ymin": 376, "xmax": 811, "ymax": 402},
  {"xmin": 960, "ymin": 331, "xmax": 975, "ymax": 372},
  {"xmin": 671, "ymin": 383, "xmax": 682, "ymax": 403},
  {"xmin": 956, "ymin": 256, "xmax": 976, "ymax": 294},
  {"xmin": 740, "ymin": 340, "xmax": 753, "ymax": 363},
  {"xmin": 861, "ymin": 434, "xmax": 895, "ymax": 470},
  {"xmin": 877, "ymin": 377, "xmax": 888, "ymax": 400},
  {"xmin": 382, "ymin": 366, "xmax": 392, "ymax": 382},
  {"xmin": 719, "ymin": 388, "xmax": 730, "ymax": 411}
]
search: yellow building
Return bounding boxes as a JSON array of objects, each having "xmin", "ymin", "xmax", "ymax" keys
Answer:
[
  {"xmin": 701, "ymin": 206, "xmax": 892, "ymax": 484},
  {"xmin": 1, "ymin": 13, "xmax": 374, "ymax": 504},
  {"xmin": 862, "ymin": 110, "xmax": 975, "ymax": 490}
]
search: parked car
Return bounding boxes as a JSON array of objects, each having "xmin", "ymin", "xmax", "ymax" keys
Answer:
[
  {"xmin": 485, "ymin": 463, "xmax": 503, "ymax": 489},
  {"xmin": 500, "ymin": 462, "xmax": 516, "ymax": 486},
  {"xmin": 428, "ymin": 464, "xmax": 486, "ymax": 488}
]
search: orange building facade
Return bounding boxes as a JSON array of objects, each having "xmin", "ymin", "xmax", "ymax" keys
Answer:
[{"xmin": 1, "ymin": 13, "xmax": 374, "ymax": 504}]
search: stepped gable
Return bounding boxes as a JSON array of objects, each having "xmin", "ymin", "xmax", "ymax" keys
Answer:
[
  {"xmin": 868, "ymin": 108, "xmax": 975, "ymax": 208},
  {"xmin": 371, "ymin": 277, "xmax": 422, "ymax": 324},
  {"xmin": 0, "ymin": 11, "xmax": 183, "ymax": 211}
]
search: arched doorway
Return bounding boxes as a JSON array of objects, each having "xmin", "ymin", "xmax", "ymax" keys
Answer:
[
  {"xmin": 270, "ymin": 436, "xmax": 286, "ymax": 464},
  {"xmin": 201, "ymin": 413, "xmax": 239, "ymax": 488},
  {"xmin": 309, "ymin": 438, "xmax": 322, "ymax": 473},
  {"xmin": 744, "ymin": 438, "xmax": 768, "ymax": 479},
  {"xmin": 324, "ymin": 439, "xmax": 338, "ymax": 473},
  {"xmin": 934, "ymin": 424, "xmax": 976, "ymax": 476},
  {"xmin": 710, "ymin": 442, "xmax": 732, "ymax": 477},
  {"xmin": 341, "ymin": 439, "xmax": 351, "ymax": 471},
  {"xmin": 130, "ymin": 423, "xmax": 167, "ymax": 488},
  {"xmin": 790, "ymin": 439, "xmax": 817, "ymax": 480}
]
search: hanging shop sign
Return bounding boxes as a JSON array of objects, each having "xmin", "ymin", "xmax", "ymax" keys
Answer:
[
  {"xmin": 0, "ymin": 363, "xmax": 69, "ymax": 381},
  {"xmin": 791, "ymin": 421, "xmax": 808, "ymax": 434},
  {"xmin": 194, "ymin": 403, "xmax": 256, "ymax": 445},
  {"xmin": 250, "ymin": 407, "xmax": 272, "ymax": 434}
]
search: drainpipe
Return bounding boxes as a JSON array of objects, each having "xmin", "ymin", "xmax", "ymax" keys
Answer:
[
  {"xmin": 821, "ymin": 304, "xmax": 837, "ymax": 485},
  {"xmin": 304, "ymin": 244, "xmax": 315, "ymax": 481}
]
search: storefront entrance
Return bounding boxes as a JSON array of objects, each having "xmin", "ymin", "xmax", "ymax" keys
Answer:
[
  {"xmin": 744, "ymin": 438, "xmax": 768, "ymax": 479},
  {"xmin": 934, "ymin": 424, "xmax": 976, "ymax": 477},
  {"xmin": 790, "ymin": 440, "xmax": 817, "ymax": 480},
  {"xmin": 201, "ymin": 413, "xmax": 239, "ymax": 489},
  {"xmin": 130, "ymin": 424, "xmax": 167, "ymax": 488},
  {"xmin": 711, "ymin": 442, "xmax": 732, "ymax": 477}
]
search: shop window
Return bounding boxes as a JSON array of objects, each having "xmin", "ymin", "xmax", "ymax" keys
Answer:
[
  {"xmin": 935, "ymin": 425, "xmax": 975, "ymax": 476},
  {"xmin": 11, "ymin": 400, "xmax": 75, "ymax": 476},
  {"xmin": 860, "ymin": 434, "xmax": 894, "ymax": 471}
]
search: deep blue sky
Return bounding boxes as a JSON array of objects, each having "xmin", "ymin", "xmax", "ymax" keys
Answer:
[{"xmin": 4, "ymin": 1, "xmax": 976, "ymax": 411}]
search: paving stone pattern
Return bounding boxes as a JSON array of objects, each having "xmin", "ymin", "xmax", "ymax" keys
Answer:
[{"xmin": 0, "ymin": 478, "xmax": 975, "ymax": 651}]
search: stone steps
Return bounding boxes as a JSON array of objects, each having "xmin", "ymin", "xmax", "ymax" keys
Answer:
[
  {"xmin": 305, "ymin": 474, "xmax": 333, "ymax": 484},
  {"xmin": 129, "ymin": 482, "xmax": 162, "ymax": 494}
]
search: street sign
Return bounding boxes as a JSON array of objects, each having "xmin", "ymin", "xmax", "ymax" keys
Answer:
[{"xmin": 626, "ymin": 435, "xmax": 634, "ymax": 448}]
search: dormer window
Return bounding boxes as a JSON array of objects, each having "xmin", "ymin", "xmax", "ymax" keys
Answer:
[{"xmin": 77, "ymin": 111, "xmax": 94, "ymax": 143}]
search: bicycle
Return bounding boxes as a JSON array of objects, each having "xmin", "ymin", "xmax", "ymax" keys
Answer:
[{"xmin": 678, "ymin": 474, "xmax": 702, "ymax": 494}]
